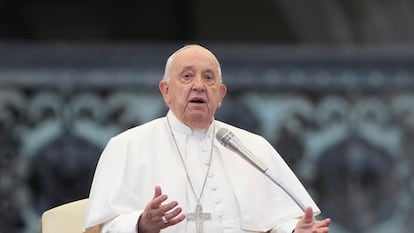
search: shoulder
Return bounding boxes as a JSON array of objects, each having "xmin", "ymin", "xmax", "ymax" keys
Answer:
[
  {"xmin": 109, "ymin": 117, "xmax": 166, "ymax": 144},
  {"xmin": 214, "ymin": 120, "xmax": 280, "ymax": 162},
  {"xmin": 215, "ymin": 120, "xmax": 269, "ymax": 144}
]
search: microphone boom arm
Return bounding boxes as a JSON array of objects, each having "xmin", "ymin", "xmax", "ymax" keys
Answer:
[
  {"xmin": 217, "ymin": 128, "xmax": 307, "ymax": 212},
  {"xmin": 263, "ymin": 170, "xmax": 307, "ymax": 212}
]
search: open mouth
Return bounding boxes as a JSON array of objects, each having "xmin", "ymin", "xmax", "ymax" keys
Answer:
[{"xmin": 189, "ymin": 97, "xmax": 206, "ymax": 104}]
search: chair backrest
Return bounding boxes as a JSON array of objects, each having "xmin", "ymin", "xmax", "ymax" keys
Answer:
[{"xmin": 40, "ymin": 198, "xmax": 89, "ymax": 233}]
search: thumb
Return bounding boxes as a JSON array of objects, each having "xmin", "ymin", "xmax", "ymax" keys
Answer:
[
  {"xmin": 302, "ymin": 207, "xmax": 314, "ymax": 223},
  {"xmin": 153, "ymin": 185, "xmax": 163, "ymax": 198}
]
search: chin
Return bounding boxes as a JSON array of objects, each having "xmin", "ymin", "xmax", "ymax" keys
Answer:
[{"xmin": 188, "ymin": 109, "xmax": 208, "ymax": 118}]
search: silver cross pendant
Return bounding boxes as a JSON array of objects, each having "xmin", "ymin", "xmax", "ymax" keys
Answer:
[{"xmin": 187, "ymin": 203, "xmax": 212, "ymax": 233}]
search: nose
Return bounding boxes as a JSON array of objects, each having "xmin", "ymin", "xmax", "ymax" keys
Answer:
[{"xmin": 191, "ymin": 76, "xmax": 206, "ymax": 91}]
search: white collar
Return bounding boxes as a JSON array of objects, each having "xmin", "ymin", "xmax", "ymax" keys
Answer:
[{"xmin": 166, "ymin": 110, "xmax": 215, "ymax": 139}]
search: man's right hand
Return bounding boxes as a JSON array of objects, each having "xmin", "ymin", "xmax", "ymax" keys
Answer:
[{"xmin": 137, "ymin": 186, "xmax": 186, "ymax": 233}]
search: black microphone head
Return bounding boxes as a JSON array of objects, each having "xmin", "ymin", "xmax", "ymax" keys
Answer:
[{"xmin": 216, "ymin": 127, "xmax": 234, "ymax": 147}]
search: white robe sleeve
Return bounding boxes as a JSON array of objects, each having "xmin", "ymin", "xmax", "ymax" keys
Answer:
[
  {"xmin": 270, "ymin": 218, "xmax": 298, "ymax": 233},
  {"xmin": 100, "ymin": 210, "xmax": 142, "ymax": 233}
]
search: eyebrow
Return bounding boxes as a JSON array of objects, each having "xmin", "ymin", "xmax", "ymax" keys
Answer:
[
  {"xmin": 181, "ymin": 66, "xmax": 215, "ymax": 75},
  {"xmin": 181, "ymin": 66, "xmax": 194, "ymax": 72}
]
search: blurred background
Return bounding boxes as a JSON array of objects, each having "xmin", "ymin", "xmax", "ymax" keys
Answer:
[{"xmin": 1, "ymin": 0, "xmax": 414, "ymax": 233}]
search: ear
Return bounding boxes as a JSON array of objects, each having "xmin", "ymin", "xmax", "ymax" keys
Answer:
[
  {"xmin": 159, "ymin": 80, "xmax": 170, "ymax": 105},
  {"xmin": 217, "ymin": 83, "xmax": 227, "ymax": 107}
]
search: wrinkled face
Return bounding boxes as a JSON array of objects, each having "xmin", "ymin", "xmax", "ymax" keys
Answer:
[{"xmin": 159, "ymin": 46, "xmax": 227, "ymax": 129}]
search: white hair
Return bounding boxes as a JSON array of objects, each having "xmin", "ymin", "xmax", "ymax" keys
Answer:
[{"xmin": 162, "ymin": 44, "xmax": 222, "ymax": 83}]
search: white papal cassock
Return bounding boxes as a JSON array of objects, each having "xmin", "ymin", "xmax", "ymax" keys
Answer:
[{"xmin": 83, "ymin": 111, "xmax": 320, "ymax": 233}]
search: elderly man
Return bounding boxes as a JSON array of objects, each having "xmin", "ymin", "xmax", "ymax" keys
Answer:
[{"xmin": 84, "ymin": 44, "xmax": 331, "ymax": 233}]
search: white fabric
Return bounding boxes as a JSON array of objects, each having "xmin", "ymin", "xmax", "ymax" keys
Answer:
[
  {"xmin": 169, "ymin": 112, "xmax": 242, "ymax": 233},
  {"xmin": 101, "ymin": 211, "xmax": 140, "ymax": 233},
  {"xmin": 84, "ymin": 111, "xmax": 320, "ymax": 233}
]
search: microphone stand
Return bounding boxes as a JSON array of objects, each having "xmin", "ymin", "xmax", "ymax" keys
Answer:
[
  {"xmin": 263, "ymin": 170, "xmax": 307, "ymax": 212},
  {"xmin": 234, "ymin": 139, "xmax": 307, "ymax": 212},
  {"xmin": 217, "ymin": 128, "xmax": 306, "ymax": 213}
]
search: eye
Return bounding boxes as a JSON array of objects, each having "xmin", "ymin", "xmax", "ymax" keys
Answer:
[
  {"xmin": 204, "ymin": 74, "xmax": 216, "ymax": 85},
  {"xmin": 181, "ymin": 72, "xmax": 194, "ymax": 83}
]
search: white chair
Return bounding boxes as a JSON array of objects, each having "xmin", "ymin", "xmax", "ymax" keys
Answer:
[{"xmin": 40, "ymin": 198, "xmax": 89, "ymax": 233}]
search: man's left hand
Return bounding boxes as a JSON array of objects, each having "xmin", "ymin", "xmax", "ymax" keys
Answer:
[{"xmin": 293, "ymin": 207, "xmax": 331, "ymax": 233}]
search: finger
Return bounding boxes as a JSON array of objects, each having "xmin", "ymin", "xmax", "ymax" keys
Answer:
[
  {"xmin": 153, "ymin": 186, "xmax": 162, "ymax": 199},
  {"xmin": 149, "ymin": 187, "xmax": 168, "ymax": 209},
  {"xmin": 159, "ymin": 205, "xmax": 185, "ymax": 228},
  {"xmin": 163, "ymin": 205, "xmax": 182, "ymax": 220},
  {"xmin": 160, "ymin": 200, "xmax": 179, "ymax": 213},
  {"xmin": 316, "ymin": 226, "xmax": 330, "ymax": 233},
  {"xmin": 158, "ymin": 200, "xmax": 181, "ymax": 225},
  {"xmin": 317, "ymin": 218, "xmax": 331, "ymax": 228},
  {"xmin": 302, "ymin": 207, "xmax": 314, "ymax": 223},
  {"xmin": 161, "ymin": 213, "xmax": 186, "ymax": 228}
]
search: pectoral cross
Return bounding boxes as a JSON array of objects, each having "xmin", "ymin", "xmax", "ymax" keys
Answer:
[{"xmin": 187, "ymin": 203, "xmax": 211, "ymax": 233}]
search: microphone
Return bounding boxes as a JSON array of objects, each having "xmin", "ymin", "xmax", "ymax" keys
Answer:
[
  {"xmin": 215, "ymin": 127, "xmax": 268, "ymax": 173},
  {"xmin": 216, "ymin": 127, "xmax": 306, "ymax": 212}
]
